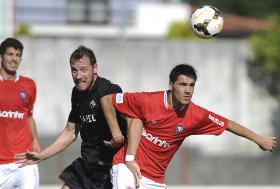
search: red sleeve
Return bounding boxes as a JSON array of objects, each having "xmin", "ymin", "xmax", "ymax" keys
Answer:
[
  {"xmin": 112, "ymin": 92, "xmax": 144, "ymax": 119},
  {"xmin": 191, "ymin": 105, "xmax": 229, "ymax": 136},
  {"xmin": 28, "ymin": 80, "xmax": 36, "ymax": 116}
]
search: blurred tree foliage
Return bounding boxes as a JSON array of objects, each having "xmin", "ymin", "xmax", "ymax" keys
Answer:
[
  {"xmin": 186, "ymin": 0, "xmax": 280, "ymax": 19},
  {"xmin": 166, "ymin": 21, "xmax": 197, "ymax": 39},
  {"xmin": 16, "ymin": 23, "xmax": 32, "ymax": 37},
  {"xmin": 248, "ymin": 16, "xmax": 280, "ymax": 147},
  {"xmin": 248, "ymin": 16, "xmax": 280, "ymax": 104}
]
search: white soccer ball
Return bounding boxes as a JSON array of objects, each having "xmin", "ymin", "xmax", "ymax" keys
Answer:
[{"xmin": 190, "ymin": 5, "xmax": 224, "ymax": 39}]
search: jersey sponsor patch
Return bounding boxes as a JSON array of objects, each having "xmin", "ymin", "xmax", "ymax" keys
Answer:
[
  {"xmin": 142, "ymin": 129, "xmax": 170, "ymax": 148},
  {"xmin": 79, "ymin": 114, "xmax": 96, "ymax": 123},
  {"xmin": 116, "ymin": 93, "xmax": 124, "ymax": 104},
  {"xmin": 208, "ymin": 114, "xmax": 224, "ymax": 127},
  {"xmin": 0, "ymin": 110, "xmax": 24, "ymax": 119},
  {"xmin": 176, "ymin": 125, "xmax": 184, "ymax": 134}
]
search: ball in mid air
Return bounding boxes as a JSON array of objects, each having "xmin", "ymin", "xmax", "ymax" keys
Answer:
[{"xmin": 190, "ymin": 5, "xmax": 224, "ymax": 39}]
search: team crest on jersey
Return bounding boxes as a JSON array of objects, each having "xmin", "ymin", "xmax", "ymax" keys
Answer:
[
  {"xmin": 19, "ymin": 91, "xmax": 29, "ymax": 107},
  {"xmin": 176, "ymin": 125, "xmax": 184, "ymax": 135},
  {"xmin": 89, "ymin": 100, "xmax": 96, "ymax": 109},
  {"xmin": 19, "ymin": 91, "xmax": 27, "ymax": 100}
]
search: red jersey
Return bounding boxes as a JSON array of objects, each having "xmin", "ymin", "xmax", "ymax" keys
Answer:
[
  {"xmin": 112, "ymin": 91, "xmax": 228, "ymax": 183},
  {"xmin": 0, "ymin": 75, "xmax": 36, "ymax": 164}
]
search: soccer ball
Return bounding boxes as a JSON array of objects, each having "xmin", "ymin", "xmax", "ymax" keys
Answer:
[{"xmin": 190, "ymin": 5, "xmax": 224, "ymax": 39}]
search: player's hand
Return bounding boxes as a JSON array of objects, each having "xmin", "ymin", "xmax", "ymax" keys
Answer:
[
  {"xmin": 257, "ymin": 136, "xmax": 277, "ymax": 152},
  {"xmin": 14, "ymin": 151, "xmax": 42, "ymax": 168},
  {"xmin": 126, "ymin": 160, "xmax": 142, "ymax": 188},
  {"xmin": 103, "ymin": 135, "xmax": 124, "ymax": 149}
]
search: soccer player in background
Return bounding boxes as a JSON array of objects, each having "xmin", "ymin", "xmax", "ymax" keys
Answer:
[
  {"xmin": 15, "ymin": 45, "xmax": 127, "ymax": 189},
  {"xmin": 0, "ymin": 38, "xmax": 41, "ymax": 189},
  {"xmin": 102, "ymin": 64, "xmax": 277, "ymax": 189}
]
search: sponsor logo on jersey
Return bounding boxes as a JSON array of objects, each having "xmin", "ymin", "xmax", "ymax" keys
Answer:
[
  {"xmin": 116, "ymin": 93, "xmax": 124, "ymax": 104},
  {"xmin": 176, "ymin": 125, "xmax": 184, "ymax": 134},
  {"xmin": 89, "ymin": 100, "xmax": 96, "ymax": 109},
  {"xmin": 0, "ymin": 110, "xmax": 24, "ymax": 119},
  {"xmin": 208, "ymin": 114, "xmax": 224, "ymax": 127},
  {"xmin": 142, "ymin": 129, "xmax": 170, "ymax": 147},
  {"xmin": 79, "ymin": 114, "xmax": 96, "ymax": 123}
]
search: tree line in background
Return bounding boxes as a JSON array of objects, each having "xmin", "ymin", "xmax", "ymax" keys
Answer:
[
  {"xmin": 248, "ymin": 16, "xmax": 280, "ymax": 146},
  {"xmin": 186, "ymin": 0, "xmax": 280, "ymax": 19}
]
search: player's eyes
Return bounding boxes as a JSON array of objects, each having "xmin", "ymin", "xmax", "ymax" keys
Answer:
[
  {"xmin": 71, "ymin": 68, "xmax": 77, "ymax": 73},
  {"xmin": 79, "ymin": 68, "xmax": 88, "ymax": 73}
]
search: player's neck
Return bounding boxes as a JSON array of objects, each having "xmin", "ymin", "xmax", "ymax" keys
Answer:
[
  {"xmin": 89, "ymin": 74, "xmax": 98, "ymax": 89},
  {"xmin": 0, "ymin": 68, "xmax": 17, "ymax": 81},
  {"xmin": 167, "ymin": 91, "xmax": 186, "ymax": 110}
]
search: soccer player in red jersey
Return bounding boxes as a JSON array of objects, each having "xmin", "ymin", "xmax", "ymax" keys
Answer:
[
  {"xmin": 0, "ymin": 38, "xmax": 41, "ymax": 189},
  {"xmin": 102, "ymin": 64, "xmax": 277, "ymax": 189}
]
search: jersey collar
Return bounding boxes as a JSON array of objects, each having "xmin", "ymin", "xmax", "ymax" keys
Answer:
[
  {"xmin": 0, "ymin": 72, "xmax": 19, "ymax": 82},
  {"xmin": 164, "ymin": 90, "xmax": 168, "ymax": 108}
]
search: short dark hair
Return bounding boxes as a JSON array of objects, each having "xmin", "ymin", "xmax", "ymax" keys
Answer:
[
  {"xmin": 70, "ymin": 45, "xmax": 97, "ymax": 65},
  {"xmin": 169, "ymin": 64, "xmax": 197, "ymax": 83},
  {"xmin": 0, "ymin": 38, "xmax": 24, "ymax": 55}
]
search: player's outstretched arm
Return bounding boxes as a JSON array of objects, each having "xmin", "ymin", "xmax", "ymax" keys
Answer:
[
  {"xmin": 226, "ymin": 120, "xmax": 277, "ymax": 152},
  {"xmin": 101, "ymin": 94, "xmax": 124, "ymax": 148},
  {"xmin": 15, "ymin": 122, "xmax": 77, "ymax": 167},
  {"xmin": 125, "ymin": 118, "xmax": 143, "ymax": 188}
]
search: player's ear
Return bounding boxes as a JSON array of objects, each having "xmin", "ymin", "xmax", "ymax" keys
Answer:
[
  {"xmin": 93, "ymin": 63, "xmax": 98, "ymax": 74},
  {"xmin": 168, "ymin": 81, "xmax": 173, "ymax": 90}
]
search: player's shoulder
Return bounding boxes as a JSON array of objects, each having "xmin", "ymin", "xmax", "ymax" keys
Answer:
[
  {"xmin": 124, "ymin": 91, "xmax": 163, "ymax": 97},
  {"xmin": 188, "ymin": 101, "xmax": 208, "ymax": 117},
  {"xmin": 19, "ymin": 75, "xmax": 34, "ymax": 82},
  {"xmin": 189, "ymin": 101, "xmax": 205, "ymax": 110},
  {"xmin": 94, "ymin": 76, "xmax": 122, "ymax": 100},
  {"xmin": 97, "ymin": 76, "xmax": 122, "ymax": 92},
  {"xmin": 19, "ymin": 75, "xmax": 36, "ymax": 86},
  {"xmin": 98, "ymin": 76, "xmax": 111, "ymax": 86},
  {"xmin": 141, "ymin": 91, "xmax": 164, "ymax": 98},
  {"xmin": 126, "ymin": 91, "xmax": 164, "ymax": 104}
]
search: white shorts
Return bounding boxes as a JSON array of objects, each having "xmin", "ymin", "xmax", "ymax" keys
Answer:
[
  {"xmin": 0, "ymin": 162, "xmax": 39, "ymax": 189},
  {"xmin": 111, "ymin": 163, "xmax": 167, "ymax": 189}
]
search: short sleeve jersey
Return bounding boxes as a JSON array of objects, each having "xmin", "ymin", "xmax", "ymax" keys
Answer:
[
  {"xmin": 68, "ymin": 76, "xmax": 126, "ymax": 168},
  {"xmin": 112, "ymin": 91, "xmax": 228, "ymax": 183},
  {"xmin": 0, "ymin": 75, "xmax": 36, "ymax": 164}
]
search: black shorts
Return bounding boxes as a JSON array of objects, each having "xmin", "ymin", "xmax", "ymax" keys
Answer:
[{"xmin": 59, "ymin": 158, "xmax": 112, "ymax": 189}]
